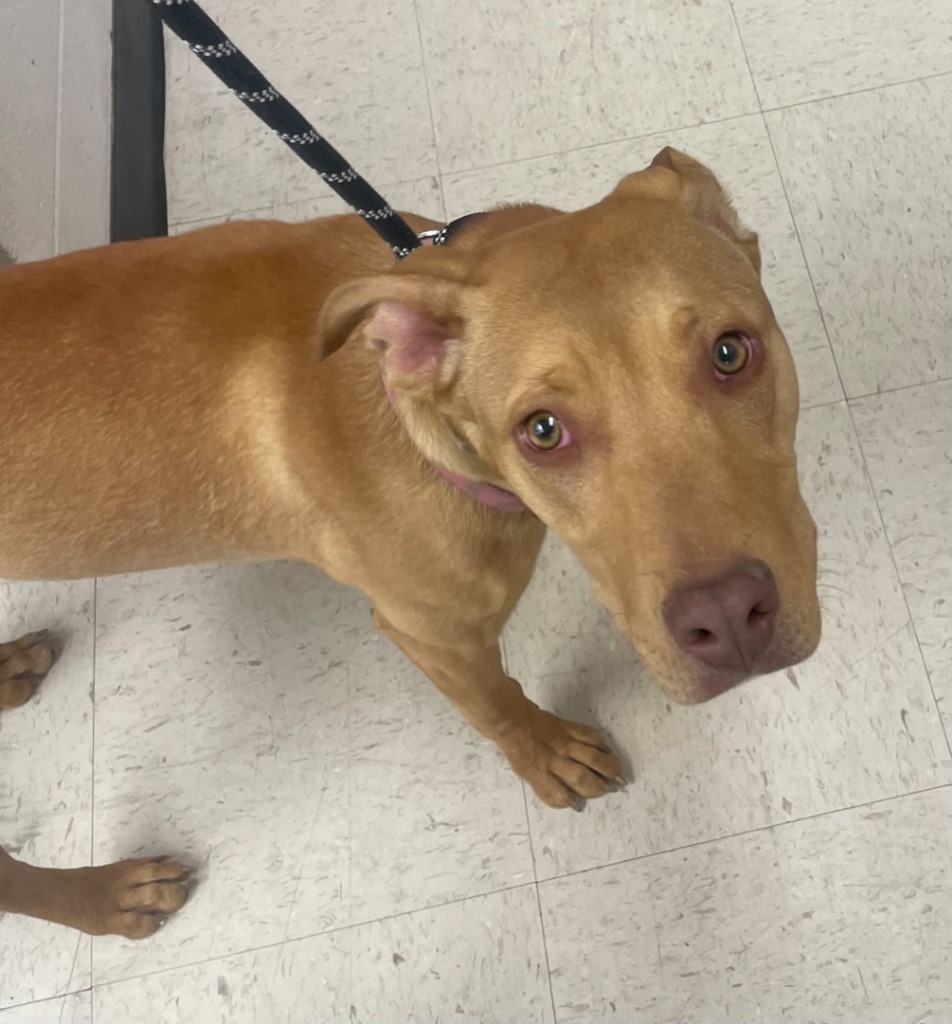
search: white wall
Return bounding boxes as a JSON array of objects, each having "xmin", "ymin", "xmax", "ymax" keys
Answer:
[{"xmin": 0, "ymin": 0, "xmax": 112, "ymax": 262}]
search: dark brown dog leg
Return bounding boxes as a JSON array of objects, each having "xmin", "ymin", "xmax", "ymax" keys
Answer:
[
  {"xmin": 0, "ymin": 630, "xmax": 56, "ymax": 709},
  {"xmin": 2, "ymin": 631, "xmax": 190, "ymax": 936},
  {"xmin": 0, "ymin": 846, "xmax": 190, "ymax": 937}
]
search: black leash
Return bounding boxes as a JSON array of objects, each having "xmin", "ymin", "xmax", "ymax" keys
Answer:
[{"xmin": 149, "ymin": 0, "xmax": 421, "ymax": 258}]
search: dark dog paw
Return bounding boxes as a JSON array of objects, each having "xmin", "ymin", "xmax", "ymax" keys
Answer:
[{"xmin": 0, "ymin": 629, "xmax": 58, "ymax": 709}]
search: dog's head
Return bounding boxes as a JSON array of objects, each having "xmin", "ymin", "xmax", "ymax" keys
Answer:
[{"xmin": 316, "ymin": 148, "xmax": 821, "ymax": 703}]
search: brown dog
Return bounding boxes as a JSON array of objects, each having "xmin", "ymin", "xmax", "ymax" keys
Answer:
[{"xmin": 0, "ymin": 149, "xmax": 820, "ymax": 938}]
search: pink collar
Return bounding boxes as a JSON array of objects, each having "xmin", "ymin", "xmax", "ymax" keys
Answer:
[
  {"xmin": 434, "ymin": 465, "xmax": 529, "ymax": 512},
  {"xmin": 383, "ymin": 385, "xmax": 528, "ymax": 513}
]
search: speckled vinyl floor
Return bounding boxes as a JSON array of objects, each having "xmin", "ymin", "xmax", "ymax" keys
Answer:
[{"xmin": 2, "ymin": 1, "xmax": 951, "ymax": 1021}]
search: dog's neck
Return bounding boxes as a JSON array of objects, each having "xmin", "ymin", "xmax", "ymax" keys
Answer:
[
  {"xmin": 429, "ymin": 463, "xmax": 530, "ymax": 513},
  {"xmin": 375, "ymin": 204, "xmax": 559, "ymax": 513},
  {"xmin": 381, "ymin": 382, "xmax": 529, "ymax": 513}
]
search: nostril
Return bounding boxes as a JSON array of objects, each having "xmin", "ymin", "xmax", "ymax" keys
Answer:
[
  {"xmin": 665, "ymin": 561, "xmax": 780, "ymax": 673},
  {"xmin": 748, "ymin": 605, "xmax": 771, "ymax": 627},
  {"xmin": 748, "ymin": 586, "xmax": 779, "ymax": 626}
]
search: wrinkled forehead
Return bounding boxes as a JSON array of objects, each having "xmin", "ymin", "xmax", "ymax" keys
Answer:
[
  {"xmin": 471, "ymin": 197, "xmax": 766, "ymax": 327},
  {"xmin": 463, "ymin": 200, "xmax": 770, "ymax": 405}
]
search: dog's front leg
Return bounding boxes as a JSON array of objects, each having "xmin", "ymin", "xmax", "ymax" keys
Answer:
[
  {"xmin": 1, "ymin": 632, "xmax": 190, "ymax": 937},
  {"xmin": 0, "ymin": 846, "xmax": 189, "ymax": 937},
  {"xmin": 372, "ymin": 610, "xmax": 623, "ymax": 810}
]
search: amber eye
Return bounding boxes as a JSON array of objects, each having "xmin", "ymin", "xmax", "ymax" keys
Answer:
[
  {"xmin": 713, "ymin": 333, "xmax": 750, "ymax": 375},
  {"xmin": 525, "ymin": 411, "xmax": 563, "ymax": 450}
]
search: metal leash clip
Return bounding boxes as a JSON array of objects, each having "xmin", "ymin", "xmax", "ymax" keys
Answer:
[
  {"xmin": 416, "ymin": 214, "xmax": 483, "ymax": 249},
  {"xmin": 416, "ymin": 226, "xmax": 452, "ymax": 247}
]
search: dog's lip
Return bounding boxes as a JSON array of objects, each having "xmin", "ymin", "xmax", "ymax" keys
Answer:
[
  {"xmin": 671, "ymin": 637, "xmax": 817, "ymax": 703},
  {"xmin": 676, "ymin": 670, "xmax": 747, "ymax": 704},
  {"xmin": 671, "ymin": 647, "xmax": 786, "ymax": 702}
]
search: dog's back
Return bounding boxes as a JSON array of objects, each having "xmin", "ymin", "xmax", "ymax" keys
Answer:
[{"xmin": 0, "ymin": 224, "xmax": 337, "ymax": 579}]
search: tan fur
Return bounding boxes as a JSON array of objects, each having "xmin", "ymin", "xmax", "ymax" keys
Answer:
[{"xmin": 0, "ymin": 149, "xmax": 819, "ymax": 936}]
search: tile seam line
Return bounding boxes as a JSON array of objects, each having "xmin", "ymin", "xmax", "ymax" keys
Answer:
[
  {"xmin": 725, "ymin": 0, "xmax": 766, "ymax": 113},
  {"xmin": 533, "ymin": 880, "xmax": 558, "ymax": 1024},
  {"xmin": 61, "ymin": 782, "xmax": 952, "ymax": 997},
  {"xmin": 409, "ymin": 0, "xmax": 447, "ymax": 222},
  {"xmin": 845, "ymin": 399, "xmax": 952, "ymax": 762},
  {"xmin": 727, "ymin": 0, "xmax": 848, "ymax": 408},
  {"xmin": 521, "ymin": 780, "xmax": 556, "ymax": 1023},
  {"xmin": 845, "ymin": 375, "xmax": 952, "ymax": 406},
  {"xmin": 167, "ymin": 71, "xmax": 952, "ymax": 229},
  {"xmin": 0, "ymin": 988, "xmax": 91, "ymax": 1016},
  {"xmin": 758, "ymin": 105, "xmax": 849, "ymax": 402},
  {"xmin": 534, "ymin": 781, "xmax": 952, "ymax": 887},
  {"xmin": 433, "ymin": 71, "xmax": 952, "ymax": 180},
  {"xmin": 77, "ymin": 879, "xmax": 540, "ymax": 992}
]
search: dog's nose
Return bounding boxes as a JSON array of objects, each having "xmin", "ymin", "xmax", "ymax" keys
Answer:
[{"xmin": 664, "ymin": 562, "xmax": 779, "ymax": 673}]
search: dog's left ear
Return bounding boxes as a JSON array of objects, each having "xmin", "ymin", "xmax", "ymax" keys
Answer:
[{"xmin": 616, "ymin": 148, "xmax": 761, "ymax": 275}]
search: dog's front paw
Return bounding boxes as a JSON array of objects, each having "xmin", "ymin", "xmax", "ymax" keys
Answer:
[
  {"xmin": 79, "ymin": 857, "xmax": 191, "ymax": 938},
  {"xmin": 497, "ymin": 708, "xmax": 625, "ymax": 810},
  {"xmin": 0, "ymin": 630, "xmax": 57, "ymax": 709}
]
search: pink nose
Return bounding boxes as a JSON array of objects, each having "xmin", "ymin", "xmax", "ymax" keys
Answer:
[{"xmin": 664, "ymin": 562, "xmax": 779, "ymax": 673}]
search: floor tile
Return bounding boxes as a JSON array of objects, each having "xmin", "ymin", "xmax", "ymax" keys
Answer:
[
  {"xmin": 767, "ymin": 76, "xmax": 952, "ymax": 398},
  {"xmin": 0, "ymin": 0, "xmax": 58, "ymax": 261},
  {"xmin": 733, "ymin": 0, "xmax": 952, "ymax": 108},
  {"xmin": 0, "ymin": 581, "xmax": 95, "ymax": 1007},
  {"xmin": 170, "ymin": 176, "xmax": 443, "ymax": 234},
  {"xmin": 852, "ymin": 380, "xmax": 952, "ymax": 733},
  {"xmin": 506, "ymin": 402, "xmax": 951, "ymax": 878},
  {"xmin": 416, "ymin": 0, "xmax": 758, "ymax": 173},
  {"xmin": 443, "ymin": 114, "xmax": 843, "ymax": 409},
  {"xmin": 90, "ymin": 562, "xmax": 531, "ymax": 984},
  {"xmin": 0, "ymin": 991, "xmax": 91, "ymax": 1024},
  {"xmin": 93, "ymin": 886, "xmax": 551, "ymax": 1024},
  {"xmin": 163, "ymin": 0, "xmax": 437, "ymax": 225},
  {"xmin": 540, "ymin": 787, "xmax": 952, "ymax": 1023}
]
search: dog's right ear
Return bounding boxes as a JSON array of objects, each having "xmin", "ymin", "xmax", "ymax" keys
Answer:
[
  {"xmin": 647, "ymin": 147, "xmax": 761, "ymax": 274},
  {"xmin": 612, "ymin": 148, "xmax": 761, "ymax": 275},
  {"xmin": 315, "ymin": 271, "xmax": 492, "ymax": 480},
  {"xmin": 315, "ymin": 274, "xmax": 465, "ymax": 381}
]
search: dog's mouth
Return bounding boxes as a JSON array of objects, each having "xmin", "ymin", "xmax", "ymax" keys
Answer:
[
  {"xmin": 683, "ymin": 670, "xmax": 746, "ymax": 703},
  {"xmin": 659, "ymin": 625, "xmax": 822, "ymax": 704}
]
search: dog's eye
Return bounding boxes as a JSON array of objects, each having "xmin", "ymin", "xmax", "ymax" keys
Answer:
[
  {"xmin": 713, "ymin": 333, "xmax": 750, "ymax": 376},
  {"xmin": 524, "ymin": 411, "xmax": 563, "ymax": 451}
]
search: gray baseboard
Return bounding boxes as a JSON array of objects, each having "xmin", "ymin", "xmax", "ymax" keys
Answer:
[{"xmin": 111, "ymin": 0, "xmax": 168, "ymax": 242}]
